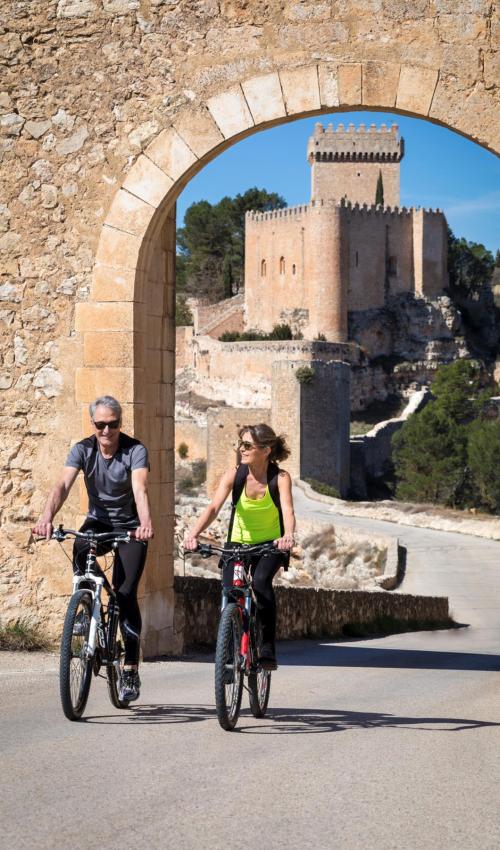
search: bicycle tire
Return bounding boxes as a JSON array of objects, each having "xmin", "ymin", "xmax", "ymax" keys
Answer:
[
  {"xmin": 60, "ymin": 590, "xmax": 93, "ymax": 721},
  {"xmin": 248, "ymin": 618, "xmax": 271, "ymax": 718},
  {"xmin": 214, "ymin": 603, "xmax": 243, "ymax": 731},
  {"xmin": 107, "ymin": 615, "xmax": 130, "ymax": 710}
]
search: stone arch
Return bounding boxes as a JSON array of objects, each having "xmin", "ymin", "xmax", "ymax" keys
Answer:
[{"xmin": 77, "ymin": 61, "xmax": 498, "ymax": 655}]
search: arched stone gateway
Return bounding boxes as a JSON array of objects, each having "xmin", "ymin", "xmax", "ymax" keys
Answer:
[{"xmin": 1, "ymin": 4, "xmax": 498, "ymax": 655}]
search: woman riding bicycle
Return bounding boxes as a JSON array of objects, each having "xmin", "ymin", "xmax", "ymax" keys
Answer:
[{"xmin": 184, "ymin": 423, "xmax": 296, "ymax": 670}]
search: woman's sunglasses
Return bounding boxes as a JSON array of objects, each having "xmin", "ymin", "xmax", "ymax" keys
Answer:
[
  {"xmin": 238, "ymin": 440, "xmax": 260, "ymax": 451},
  {"xmin": 93, "ymin": 420, "xmax": 120, "ymax": 431}
]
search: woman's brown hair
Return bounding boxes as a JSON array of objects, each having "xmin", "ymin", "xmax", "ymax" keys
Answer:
[{"xmin": 238, "ymin": 423, "xmax": 291, "ymax": 462}]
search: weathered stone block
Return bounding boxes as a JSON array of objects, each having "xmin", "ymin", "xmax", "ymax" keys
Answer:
[
  {"xmin": 363, "ymin": 61, "xmax": 400, "ymax": 107},
  {"xmin": 279, "ymin": 66, "xmax": 321, "ymax": 115},
  {"xmin": 318, "ymin": 64, "xmax": 340, "ymax": 108},
  {"xmin": 396, "ymin": 65, "xmax": 439, "ymax": 115},
  {"xmin": 91, "ymin": 265, "xmax": 138, "ymax": 302},
  {"xmin": 104, "ymin": 189, "xmax": 155, "ymax": 238},
  {"xmin": 338, "ymin": 64, "xmax": 362, "ymax": 105},
  {"xmin": 122, "ymin": 155, "xmax": 174, "ymax": 208},
  {"xmin": 95, "ymin": 226, "xmax": 142, "ymax": 271},
  {"xmin": 83, "ymin": 331, "xmax": 135, "ymax": 367},
  {"xmin": 206, "ymin": 87, "xmax": 254, "ymax": 139},
  {"xmin": 75, "ymin": 367, "xmax": 146, "ymax": 404},
  {"xmin": 242, "ymin": 73, "xmax": 286, "ymax": 124},
  {"xmin": 173, "ymin": 107, "xmax": 225, "ymax": 159},
  {"xmin": 145, "ymin": 127, "xmax": 198, "ymax": 182},
  {"xmin": 75, "ymin": 301, "xmax": 135, "ymax": 333}
]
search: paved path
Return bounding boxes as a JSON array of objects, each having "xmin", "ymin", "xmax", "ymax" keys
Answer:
[{"xmin": 1, "ymin": 491, "xmax": 499, "ymax": 850}]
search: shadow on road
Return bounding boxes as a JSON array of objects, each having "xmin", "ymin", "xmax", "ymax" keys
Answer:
[
  {"xmin": 238, "ymin": 707, "xmax": 500, "ymax": 735},
  {"xmin": 278, "ymin": 642, "xmax": 500, "ymax": 672},
  {"xmin": 83, "ymin": 703, "xmax": 217, "ymax": 724},
  {"xmin": 82, "ymin": 703, "xmax": 500, "ymax": 736}
]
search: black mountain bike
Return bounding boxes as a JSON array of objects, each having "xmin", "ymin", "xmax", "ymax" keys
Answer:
[
  {"xmin": 198, "ymin": 542, "xmax": 280, "ymax": 731},
  {"xmin": 45, "ymin": 525, "xmax": 141, "ymax": 721}
]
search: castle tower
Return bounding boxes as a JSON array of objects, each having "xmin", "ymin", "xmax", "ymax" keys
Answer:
[{"xmin": 307, "ymin": 122, "xmax": 404, "ymax": 207}]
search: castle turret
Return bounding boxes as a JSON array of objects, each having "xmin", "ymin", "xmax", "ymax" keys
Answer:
[{"xmin": 308, "ymin": 122, "xmax": 404, "ymax": 208}]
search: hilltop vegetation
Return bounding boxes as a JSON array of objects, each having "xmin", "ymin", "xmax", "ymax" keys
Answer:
[{"xmin": 392, "ymin": 360, "xmax": 500, "ymax": 513}]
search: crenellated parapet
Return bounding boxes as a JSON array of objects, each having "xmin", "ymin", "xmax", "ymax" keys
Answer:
[
  {"xmin": 307, "ymin": 121, "xmax": 404, "ymax": 163},
  {"xmin": 246, "ymin": 200, "xmax": 444, "ymax": 223}
]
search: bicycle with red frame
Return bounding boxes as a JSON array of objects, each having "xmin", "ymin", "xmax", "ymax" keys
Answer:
[{"xmin": 198, "ymin": 541, "xmax": 279, "ymax": 731}]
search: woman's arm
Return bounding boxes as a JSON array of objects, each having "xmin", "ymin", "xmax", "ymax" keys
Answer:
[
  {"xmin": 184, "ymin": 467, "xmax": 236, "ymax": 550},
  {"xmin": 275, "ymin": 470, "xmax": 296, "ymax": 551}
]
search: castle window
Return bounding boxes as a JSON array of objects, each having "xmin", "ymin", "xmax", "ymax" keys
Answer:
[
  {"xmin": 388, "ymin": 256, "xmax": 398, "ymax": 275},
  {"xmin": 279, "ymin": 256, "xmax": 285, "ymax": 275},
  {"xmin": 357, "ymin": 172, "xmax": 361, "ymax": 177},
  {"xmin": 292, "ymin": 264, "xmax": 296, "ymax": 275},
  {"xmin": 261, "ymin": 259, "xmax": 266, "ymax": 277}
]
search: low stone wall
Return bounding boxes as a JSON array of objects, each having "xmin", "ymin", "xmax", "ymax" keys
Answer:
[
  {"xmin": 173, "ymin": 575, "xmax": 449, "ymax": 652},
  {"xmin": 175, "ymin": 418, "xmax": 207, "ymax": 461}
]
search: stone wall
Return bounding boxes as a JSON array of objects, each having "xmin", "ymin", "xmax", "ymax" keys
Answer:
[
  {"xmin": 206, "ymin": 405, "xmax": 270, "ymax": 496},
  {"xmin": 175, "ymin": 326, "xmax": 194, "ymax": 370},
  {"xmin": 173, "ymin": 575, "xmax": 449, "ymax": 652},
  {"xmin": 175, "ymin": 418, "xmax": 207, "ymax": 461},
  {"xmin": 192, "ymin": 294, "xmax": 244, "ymax": 337},
  {"xmin": 0, "ymin": 0, "xmax": 498, "ymax": 653}
]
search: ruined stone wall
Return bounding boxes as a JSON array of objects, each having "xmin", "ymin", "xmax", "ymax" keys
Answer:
[
  {"xmin": 175, "ymin": 326, "xmax": 194, "ymax": 370},
  {"xmin": 175, "ymin": 418, "xmax": 207, "ymax": 462},
  {"xmin": 192, "ymin": 294, "xmax": 244, "ymax": 337},
  {"xmin": 206, "ymin": 406, "xmax": 270, "ymax": 496},
  {"xmin": 0, "ymin": 0, "xmax": 497, "ymax": 651}
]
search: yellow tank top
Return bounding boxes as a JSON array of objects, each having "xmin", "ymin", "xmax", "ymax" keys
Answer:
[{"xmin": 230, "ymin": 484, "xmax": 282, "ymax": 544}]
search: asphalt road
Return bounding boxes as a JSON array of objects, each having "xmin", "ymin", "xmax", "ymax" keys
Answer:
[{"xmin": 1, "ymin": 492, "xmax": 499, "ymax": 850}]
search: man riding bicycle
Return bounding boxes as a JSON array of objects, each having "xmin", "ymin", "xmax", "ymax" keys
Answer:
[
  {"xmin": 33, "ymin": 395, "xmax": 154, "ymax": 702},
  {"xmin": 184, "ymin": 423, "xmax": 296, "ymax": 670}
]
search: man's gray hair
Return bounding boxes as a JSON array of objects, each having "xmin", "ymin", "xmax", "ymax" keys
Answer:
[{"xmin": 89, "ymin": 396, "xmax": 122, "ymax": 421}]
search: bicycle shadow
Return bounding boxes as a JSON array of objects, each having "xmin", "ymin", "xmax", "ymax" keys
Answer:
[
  {"xmin": 82, "ymin": 703, "xmax": 500, "ymax": 736},
  {"xmin": 83, "ymin": 703, "xmax": 217, "ymax": 724},
  {"xmin": 237, "ymin": 707, "xmax": 500, "ymax": 736}
]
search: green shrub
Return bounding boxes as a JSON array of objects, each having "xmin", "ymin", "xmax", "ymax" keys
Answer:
[
  {"xmin": 269, "ymin": 323, "xmax": 293, "ymax": 340},
  {"xmin": 467, "ymin": 418, "xmax": 500, "ymax": 512},
  {"xmin": 191, "ymin": 459, "xmax": 207, "ymax": 487},
  {"xmin": 177, "ymin": 475, "xmax": 194, "ymax": 494},
  {"xmin": 0, "ymin": 618, "xmax": 52, "ymax": 652},
  {"xmin": 314, "ymin": 333, "xmax": 327, "ymax": 341},
  {"xmin": 305, "ymin": 478, "xmax": 340, "ymax": 498},
  {"xmin": 295, "ymin": 365, "xmax": 315, "ymax": 385},
  {"xmin": 177, "ymin": 442, "xmax": 189, "ymax": 459}
]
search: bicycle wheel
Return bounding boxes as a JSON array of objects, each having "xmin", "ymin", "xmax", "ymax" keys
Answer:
[
  {"xmin": 107, "ymin": 616, "xmax": 130, "ymax": 710},
  {"xmin": 60, "ymin": 590, "xmax": 93, "ymax": 721},
  {"xmin": 248, "ymin": 619, "xmax": 271, "ymax": 718},
  {"xmin": 214, "ymin": 603, "xmax": 244, "ymax": 731}
]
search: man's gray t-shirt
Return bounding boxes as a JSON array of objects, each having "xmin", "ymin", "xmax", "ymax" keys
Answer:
[{"xmin": 65, "ymin": 433, "xmax": 149, "ymax": 528}]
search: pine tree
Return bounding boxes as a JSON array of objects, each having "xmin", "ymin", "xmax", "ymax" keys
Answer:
[{"xmin": 375, "ymin": 170, "xmax": 384, "ymax": 206}]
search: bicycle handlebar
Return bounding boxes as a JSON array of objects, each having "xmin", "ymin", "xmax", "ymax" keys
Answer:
[
  {"xmin": 32, "ymin": 525, "xmax": 137, "ymax": 544},
  {"xmin": 192, "ymin": 542, "xmax": 281, "ymax": 559}
]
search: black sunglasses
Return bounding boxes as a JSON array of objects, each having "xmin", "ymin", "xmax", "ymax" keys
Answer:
[
  {"xmin": 238, "ymin": 440, "xmax": 261, "ymax": 451},
  {"xmin": 93, "ymin": 420, "xmax": 120, "ymax": 431}
]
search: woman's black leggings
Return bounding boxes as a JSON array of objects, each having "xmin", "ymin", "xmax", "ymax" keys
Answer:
[
  {"xmin": 73, "ymin": 519, "xmax": 148, "ymax": 666},
  {"xmin": 222, "ymin": 546, "xmax": 284, "ymax": 647}
]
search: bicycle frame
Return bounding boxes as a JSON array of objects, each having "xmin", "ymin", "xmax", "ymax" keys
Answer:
[{"xmin": 56, "ymin": 527, "xmax": 133, "ymax": 667}]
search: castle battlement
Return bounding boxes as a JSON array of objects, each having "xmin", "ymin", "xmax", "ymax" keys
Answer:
[
  {"xmin": 246, "ymin": 200, "xmax": 443, "ymax": 223},
  {"xmin": 307, "ymin": 121, "xmax": 404, "ymax": 163}
]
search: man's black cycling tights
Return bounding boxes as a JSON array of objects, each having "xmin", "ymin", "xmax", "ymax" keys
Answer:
[{"xmin": 73, "ymin": 518, "xmax": 148, "ymax": 666}]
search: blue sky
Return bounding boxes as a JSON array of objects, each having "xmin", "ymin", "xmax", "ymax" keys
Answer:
[{"xmin": 177, "ymin": 110, "xmax": 500, "ymax": 255}]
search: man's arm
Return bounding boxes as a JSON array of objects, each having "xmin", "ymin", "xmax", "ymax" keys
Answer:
[
  {"xmin": 33, "ymin": 467, "xmax": 80, "ymax": 539},
  {"xmin": 131, "ymin": 467, "xmax": 154, "ymax": 541}
]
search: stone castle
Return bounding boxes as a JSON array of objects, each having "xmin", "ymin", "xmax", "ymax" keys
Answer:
[{"xmin": 244, "ymin": 122, "xmax": 448, "ymax": 342}]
